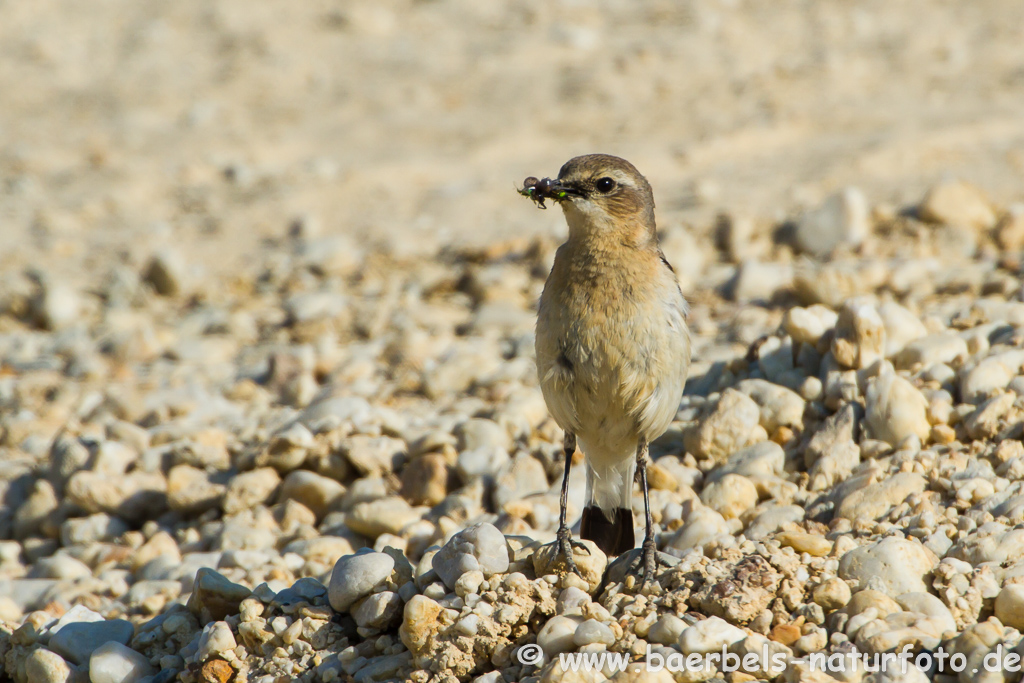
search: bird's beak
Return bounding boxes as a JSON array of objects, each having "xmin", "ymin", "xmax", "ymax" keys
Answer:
[{"xmin": 548, "ymin": 181, "xmax": 582, "ymax": 201}]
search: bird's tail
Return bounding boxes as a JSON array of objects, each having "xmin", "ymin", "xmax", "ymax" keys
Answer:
[{"xmin": 579, "ymin": 456, "xmax": 636, "ymax": 556}]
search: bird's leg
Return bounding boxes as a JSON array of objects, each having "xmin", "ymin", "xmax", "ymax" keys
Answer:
[
  {"xmin": 630, "ymin": 438, "xmax": 660, "ymax": 591},
  {"xmin": 556, "ymin": 431, "xmax": 588, "ymax": 577}
]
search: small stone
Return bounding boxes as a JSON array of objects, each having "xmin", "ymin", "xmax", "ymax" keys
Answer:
[
  {"xmin": 537, "ymin": 615, "xmax": 582, "ymax": 657},
  {"xmin": 50, "ymin": 616, "xmax": 134, "ymax": 665},
  {"xmin": 284, "ymin": 536, "xmax": 355, "ymax": 571},
  {"xmin": 783, "ymin": 305, "xmax": 838, "ymax": 345},
  {"xmin": 345, "ymin": 496, "xmax": 419, "ymax": 538},
  {"xmin": 89, "ymin": 641, "xmax": 156, "ymax": 683},
  {"xmin": 343, "ymin": 435, "xmax": 407, "ymax": 477},
  {"xmin": 456, "ymin": 446, "xmax": 510, "ymax": 483},
  {"xmin": 399, "ymin": 595, "xmax": 443, "ymax": 657},
  {"xmin": 167, "ymin": 464, "xmax": 225, "ymax": 515},
  {"xmin": 776, "ymin": 531, "xmax": 832, "ymax": 557},
  {"xmin": 842, "ymin": 589, "xmax": 903, "ymax": 618},
  {"xmin": 456, "ymin": 418, "xmax": 512, "ymax": 452},
  {"xmin": 401, "ymin": 454, "xmax": 450, "ymax": 506},
  {"xmin": 728, "ymin": 260, "xmax": 794, "ymax": 302},
  {"xmin": 995, "ymin": 203, "xmax": 1024, "ymax": 251},
  {"xmin": 769, "ymin": 623, "xmax": 802, "ymax": 646},
  {"xmin": 678, "ymin": 615, "xmax": 747, "ymax": 654},
  {"xmin": 260, "ymin": 422, "xmax": 315, "ymax": 472},
  {"xmin": 493, "ymin": 453, "xmax": 549, "ymax": 510},
  {"xmin": 735, "ymin": 379, "xmax": 806, "ymax": 433},
  {"xmin": 65, "ymin": 471, "xmax": 167, "ymax": 520},
  {"xmin": 49, "ymin": 434, "xmax": 92, "ymax": 493},
  {"xmin": 199, "ymin": 660, "xmax": 235, "ymax": 683},
  {"xmin": 132, "ymin": 531, "xmax": 181, "ymax": 572},
  {"xmin": 964, "ymin": 392, "xmax": 1015, "ymax": 440},
  {"xmin": 648, "ymin": 614, "xmax": 687, "ymax": 646},
  {"xmin": 223, "ymin": 467, "xmax": 281, "ymax": 514},
  {"xmin": 60, "ymin": 512, "xmax": 129, "ymax": 546},
  {"xmin": 197, "ymin": 621, "xmax": 237, "ymax": 660},
  {"xmin": 961, "ymin": 351, "xmax": 1024, "ymax": 404},
  {"xmin": 279, "ymin": 469, "xmax": 345, "ymax": 520},
  {"xmin": 832, "ymin": 299, "xmax": 886, "ymax": 369},
  {"xmin": 835, "ymin": 472, "xmax": 927, "ymax": 521},
  {"xmin": 878, "ymin": 301, "xmax": 928, "ymax": 358},
  {"xmin": 329, "ymin": 550, "xmax": 395, "ymax": 612},
  {"xmin": 32, "ymin": 281, "xmax": 81, "ymax": 331},
  {"xmin": 24, "ymin": 648, "xmax": 72, "ymax": 683},
  {"xmin": 573, "ymin": 619, "xmax": 615, "ymax": 647},
  {"xmin": 793, "ymin": 186, "xmax": 870, "ymax": 256},
  {"xmin": 454, "ymin": 570, "xmax": 485, "ymax": 597},
  {"xmin": 666, "ymin": 507, "xmax": 731, "ymax": 551},
  {"xmin": 808, "ymin": 439, "xmax": 861, "ymax": 491},
  {"xmin": 14, "ymin": 479, "xmax": 59, "ymax": 539},
  {"xmin": 352, "ymin": 591, "xmax": 403, "ymax": 629},
  {"xmin": 812, "ymin": 577, "xmax": 851, "ymax": 611},
  {"xmin": 187, "ymin": 567, "xmax": 253, "ymax": 623},
  {"xmin": 694, "ymin": 555, "xmax": 781, "ymax": 625},
  {"xmin": 29, "ymin": 553, "xmax": 92, "ymax": 579},
  {"xmin": 894, "ymin": 333, "xmax": 968, "ymax": 370},
  {"xmin": 919, "ymin": 179, "xmax": 996, "ymax": 231},
  {"xmin": 745, "ymin": 505, "xmax": 805, "ymax": 540},
  {"xmin": 143, "ymin": 249, "xmax": 187, "ymax": 296},
  {"xmin": 532, "ymin": 539, "xmax": 607, "ymax": 593},
  {"xmin": 432, "ymin": 522, "xmax": 510, "ymax": 589},
  {"xmin": 896, "ymin": 592, "xmax": 957, "ymax": 635},
  {"xmin": 556, "ymin": 586, "xmax": 591, "ymax": 615},
  {"xmin": 685, "ymin": 389, "xmax": 767, "ymax": 463},
  {"xmin": 709, "ymin": 441, "xmax": 785, "ymax": 484},
  {"xmin": 994, "ymin": 584, "xmax": 1024, "ymax": 630},
  {"xmin": 700, "ymin": 474, "xmax": 758, "ymax": 520},
  {"xmin": 864, "ymin": 363, "xmax": 930, "ymax": 447}
]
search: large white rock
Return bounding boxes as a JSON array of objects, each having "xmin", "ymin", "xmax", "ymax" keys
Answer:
[
  {"xmin": 537, "ymin": 615, "xmax": 582, "ymax": 657},
  {"xmin": 432, "ymin": 522, "xmax": 509, "ymax": 589},
  {"xmin": 48, "ymin": 605, "xmax": 134, "ymax": 666},
  {"xmin": 90, "ymin": 641, "xmax": 155, "ymax": 683},
  {"xmin": 329, "ymin": 550, "xmax": 394, "ymax": 612},
  {"xmin": 864, "ymin": 363, "xmax": 930, "ymax": 447},
  {"xmin": 838, "ymin": 537, "xmax": 938, "ymax": 597}
]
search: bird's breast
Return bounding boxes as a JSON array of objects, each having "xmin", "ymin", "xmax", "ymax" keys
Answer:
[{"xmin": 535, "ymin": 243, "xmax": 690, "ymax": 444}]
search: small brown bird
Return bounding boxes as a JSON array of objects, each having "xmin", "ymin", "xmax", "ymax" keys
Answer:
[{"xmin": 524, "ymin": 154, "xmax": 691, "ymax": 587}]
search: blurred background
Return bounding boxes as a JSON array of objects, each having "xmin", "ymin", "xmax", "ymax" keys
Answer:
[
  {"xmin": 3, "ymin": 0, "xmax": 1024, "ymax": 658},
  {"xmin": 3, "ymin": 0, "xmax": 1023, "ymax": 281}
]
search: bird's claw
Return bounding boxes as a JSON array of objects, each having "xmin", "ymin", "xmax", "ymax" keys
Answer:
[
  {"xmin": 629, "ymin": 537, "xmax": 662, "ymax": 592},
  {"xmin": 556, "ymin": 526, "xmax": 588, "ymax": 578}
]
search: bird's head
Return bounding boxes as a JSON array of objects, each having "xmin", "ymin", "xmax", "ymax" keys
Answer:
[{"xmin": 521, "ymin": 154, "xmax": 656, "ymax": 243}]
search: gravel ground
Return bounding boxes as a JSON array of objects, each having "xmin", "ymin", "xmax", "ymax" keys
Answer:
[
  {"xmin": 3, "ymin": 2, "xmax": 1024, "ymax": 683},
  {"xmin": 4, "ymin": 176, "xmax": 1024, "ymax": 682}
]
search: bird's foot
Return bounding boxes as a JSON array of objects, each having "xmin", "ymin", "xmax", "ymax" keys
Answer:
[
  {"xmin": 628, "ymin": 537, "xmax": 663, "ymax": 593},
  {"xmin": 555, "ymin": 526, "xmax": 589, "ymax": 578}
]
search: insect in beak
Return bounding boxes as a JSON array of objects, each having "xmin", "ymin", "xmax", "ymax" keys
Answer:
[{"xmin": 518, "ymin": 176, "xmax": 575, "ymax": 209}]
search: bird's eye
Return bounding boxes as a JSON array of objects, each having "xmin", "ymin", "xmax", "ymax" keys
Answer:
[{"xmin": 595, "ymin": 177, "xmax": 616, "ymax": 193}]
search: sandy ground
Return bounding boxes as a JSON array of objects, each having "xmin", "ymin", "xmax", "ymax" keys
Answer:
[{"xmin": 2, "ymin": 0, "xmax": 1023, "ymax": 283}]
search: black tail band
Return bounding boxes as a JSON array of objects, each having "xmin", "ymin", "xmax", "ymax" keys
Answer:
[{"xmin": 580, "ymin": 506, "xmax": 635, "ymax": 556}]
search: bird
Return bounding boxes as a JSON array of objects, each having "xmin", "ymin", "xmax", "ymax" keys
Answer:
[{"xmin": 524, "ymin": 154, "xmax": 691, "ymax": 588}]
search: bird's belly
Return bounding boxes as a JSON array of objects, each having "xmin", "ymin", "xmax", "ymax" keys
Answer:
[
  {"xmin": 571, "ymin": 373, "xmax": 641, "ymax": 461},
  {"xmin": 540, "ymin": 338, "xmax": 684, "ymax": 456}
]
